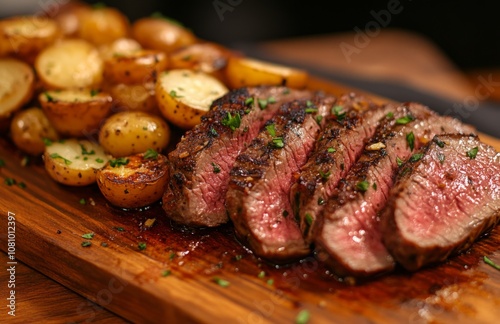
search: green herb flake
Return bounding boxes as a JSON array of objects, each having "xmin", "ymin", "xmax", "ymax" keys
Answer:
[
  {"xmin": 319, "ymin": 170, "xmax": 331, "ymax": 180},
  {"xmin": 332, "ymin": 105, "xmax": 346, "ymax": 121},
  {"xmin": 50, "ymin": 153, "xmax": 72, "ymax": 165},
  {"xmin": 266, "ymin": 124, "xmax": 276, "ymax": 137},
  {"xmin": 356, "ymin": 180, "xmax": 370, "ymax": 192},
  {"xmin": 306, "ymin": 100, "xmax": 314, "ymax": 108},
  {"xmin": 484, "ymin": 256, "xmax": 500, "ymax": 271},
  {"xmin": 396, "ymin": 157, "xmax": 404, "ymax": 167},
  {"xmin": 271, "ymin": 137, "xmax": 284, "ymax": 148},
  {"xmin": 305, "ymin": 107, "xmax": 318, "ymax": 114},
  {"xmin": 169, "ymin": 252, "xmax": 176, "ymax": 260},
  {"xmin": 434, "ymin": 138, "xmax": 445, "ymax": 148},
  {"xmin": 409, "ymin": 153, "xmax": 424, "ymax": 162},
  {"xmin": 81, "ymin": 241, "xmax": 92, "ymax": 247},
  {"xmin": 144, "ymin": 148, "xmax": 159, "ymax": 160},
  {"xmin": 169, "ymin": 90, "xmax": 183, "ymax": 98},
  {"xmin": 44, "ymin": 92, "xmax": 55, "ymax": 102},
  {"xmin": 82, "ymin": 232, "xmax": 94, "ymax": 239},
  {"xmin": 221, "ymin": 112, "xmax": 241, "ymax": 131},
  {"xmin": 466, "ymin": 146, "xmax": 479, "ymax": 159},
  {"xmin": 209, "ymin": 127, "xmax": 219, "ymax": 137},
  {"xmin": 267, "ymin": 279, "xmax": 274, "ymax": 285},
  {"xmin": 386, "ymin": 112, "xmax": 394, "ymax": 119},
  {"xmin": 316, "ymin": 115, "xmax": 323, "ymax": 125},
  {"xmin": 244, "ymin": 109, "xmax": 251, "ymax": 114},
  {"xmin": 138, "ymin": 242, "xmax": 147, "ymax": 251},
  {"xmin": 109, "ymin": 157, "xmax": 129, "ymax": 168},
  {"xmin": 268, "ymin": 96, "xmax": 277, "ymax": 104},
  {"xmin": 245, "ymin": 97, "xmax": 254, "ymax": 106},
  {"xmin": 5, "ymin": 178, "xmax": 16, "ymax": 186},
  {"xmin": 258, "ymin": 271, "xmax": 266, "ymax": 279},
  {"xmin": 282, "ymin": 88, "xmax": 290, "ymax": 94},
  {"xmin": 258, "ymin": 98, "xmax": 268, "ymax": 110},
  {"xmin": 235, "ymin": 255, "xmax": 243, "ymax": 261},
  {"xmin": 406, "ymin": 132, "xmax": 415, "ymax": 151},
  {"xmin": 295, "ymin": 309, "xmax": 310, "ymax": 324},
  {"xmin": 113, "ymin": 226, "xmax": 125, "ymax": 232},
  {"xmin": 101, "ymin": 242, "xmax": 108, "ymax": 247},
  {"xmin": 80, "ymin": 144, "xmax": 95, "ymax": 155},
  {"xmin": 372, "ymin": 182, "xmax": 377, "ymax": 190},
  {"xmin": 211, "ymin": 162, "xmax": 221, "ymax": 173},
  {"xmin": 17, "ymin": 182, "xmax": 26, "ymax": 189},
  {"xmin": 79, "ymin": 198, "xmax": 86, "ymax": 205},
  {"xmin": 42, "ymin": 137, "xmax": 53, "ymax": 146},
  {"xmin": 212, "ymin": 277, "xmax": 230, "ymax": 287},
  {"xmin": 90, "ymin": 89, "xmax": 99, "ymax": 97},
  {"xmin": 0, "ymin": 159, "xmax": 5, "ymax": 167},
  {"xmin": 305, "ymin": 213, "xmax": 313, "ymax": 226},
  {"xmin": 327, "ymin": 147, "xmax": 336, "ymax": 153},
  {"xmin": 317, "ymin": 197, "xmax": 325, "ymax": 205},
  {"xmin": 396, "ymin": 114, "xmax": 415, "ymax": 125},
  {"xmin": 95, "ymin": 158, "xmax": 104, "ymax": 163},
  {"xmin": 437, "ymin": 153, "xmax": 445, "ymax": 164},
  {"xmin": 161, "ymin": 270, "xmax": 172, "ymax": 277}
]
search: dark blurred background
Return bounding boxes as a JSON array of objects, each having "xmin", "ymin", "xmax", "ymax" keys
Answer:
[{"xmin": 2, "ymin": 0, "xmax": 500, "ymax": 70}]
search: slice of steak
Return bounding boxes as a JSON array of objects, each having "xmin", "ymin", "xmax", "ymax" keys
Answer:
[
  {"xmin": 163, "ymin": 86, "xmax": 313, "ymax": 227},
  {"xmin": 314, "ymin": 103, "xmax": 475, "ymax": 277},
  {"xmin": 381, "ymin": 134, "xmax": 500, "ymax": 271},
  {"xmin": 226, "ymin": 95, "xmax": 334, "ymax": 261},
  {"xmin": 291, "ymin": 93, "xmax": 395, "ymax": 245}
]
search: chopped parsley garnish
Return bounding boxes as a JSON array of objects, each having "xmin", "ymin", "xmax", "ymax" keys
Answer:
[
  {"xmin": 90, "ymin": 89, "xmax": 99, "ymax": 97},
  {"xmin": 209, "ymin": 127, "xmax": 219, "ymax": 137},
  {"xmin": 44, "ymin": 92, "xmax": 55, "ymax": 102},
  {"xmin": 43, "ymin": 138, "xmax": 53, "ymax": 146},
  {"xmin": 332, "ymin": 105, "xmax": 346, "ymax": 121},
  {"xmin": 396, "ymin": 157, "xmax": 404, "ymax": 166},
  {"xmin": 258, "ymin": 271, "xmax": 266, "ymax": 279},
  {"xmin": 245, "ymin": 97, "xmax": 254, "ymax": 106},
  {"xmin": 305, "ymin": 213, "xmax": 313, "ymax": 226},
  {"xmin": 409, "ymin": 153, "xmax": 424, "ymax": 162},
  {"xmin": 161, "ymin": 270, "xmax": 172, "ymax": 277},
  {"xmin": 50, "ymin": 153, "xmax": 72, "ymax": 165},
  {"xmin": 211, "ymin": 162, "xmax": 221, "ymax": 173},
  {"xmin": 212, "ymin": 277, "xmax": 230, "ymax": 287},
  {"xmin": 282, "ymin": 88, "xmax": 290, "ymax": 94},
  {"xmin": 169, "ymin": 252, "xmax": 176, "ymax": 260},
  {"xmin": 434, "ymin": 138, "xmax": 445, "ymax": 148},
  {"xmin": 80, "ymin": 144, "xmax": 95, "ymax": 155},
  {"xmin": 138, "ymin": 242, "xmax": 147, "ymax": 251},
  {"xmin": 327, "ymin": 147, "xmax": 336, "ymax": 153},
  {"xmin": 395, "ymin": 114, "xmax": 415, "ymax": 125},
  {"xmin": 258, "ymin": 98, "xmax": 268, "ymax": 110},
  {"xmin": 437, "ymin": 153, "xmax": 445, "ymax": 164},
  {"xmin": 267, "ymin": 279, "xmax": 274, "ymax": 285},
  {"xmin": 5, "ymin": 178, "xmax": 16, "ymax": 186},
  {"xmin": 244, "ymin": 109, "xmax": 251, "ymax": 114},
  {"xmin": 221, "ymin": 112, "xmax": 241, "ymax": 131},
  {"xmin": 0, "ymin": 159, "xmax": 5, "ymax": 167},
  {"xmin": 317, "ymin": 197, "xmax": 325, "ymax": 205},
  {"xmin": 484, "ymin": 256, "xmax": 500, "ymax": 271},
  {"xmin": 386, "ymin": 112, "xmax": 394, "ymax": 119},
  {"xmin": 268, "ymin": 96, "xmax": 276, "ymax": 104},
  {"xmin": 271, "ymin": 137, "xmax": 284, "ymax": 148},
  {"xmin": 81, "ymin": 232, "xmax": 94, "ymax": 239},
  {"xmin": 113, "ymin": 226, "xmax": 125, "ymax": 232},
  {"xmin": 319, "ymin": 170, "xmax": 331, "ymax": 180},
  {"xmin": 316, "ymin": 115, "xmax": 323, "ymax": 124},
  {"xmin": 295, "ymin": 309, "xmax": 310, "ymax": 324},
  {"xmin": 79, "ymin": 198, "xmax": 86, "ymax": 205},
  {"xmin": 109, "ymin": 157, "xmax": 129, "ymax": 167},
  {"xmin": 144, "ymin": 148, "xmax": 159, "ymax": 159},
  {"xmin": 466, "ymin": 146, "xmax": 479, "ymax": 159},
  {"xmin": 306, "ymin": 100, "xmax": 314, "ymax": 108},
  {"xmin": 235, "ymin": 255, "xmax": 243, "ymax": 261},
  {"xmin": 17, "ymin": 182, "xmax": 26, "ymax": 189},
  {"xmin": 372, "ymin": 182, "xmax": 377, "ymax": 190},
  {"xmin": 356, "ymin": 180, "xmax": 370, "ymax": 192},
  {"xmin": 95, "ymin": 158, "xmax": 104, "ymax": 163},
  {"xmin": 305, "ymin": 107, "xmax": 318, "ymax": 114},
  {"xmin": 406, "ymin": 131, "xmax": 415, "ymax": 151},
  {"xmin": 266, "ymin": 124, "xmax": 276, "ymax": 137},
  {"xmin": 81, "ymin": 241, "xmax": 91, "ymax": 247},
  {"xmin": 169, "ymin": 90, "xmax": 183, "ymax": 98}
]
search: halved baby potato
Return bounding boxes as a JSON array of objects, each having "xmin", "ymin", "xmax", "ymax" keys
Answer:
[
  {"xmin": 39, "ymin": 89, "xmax": 112, "ymax": 137},
  {"xmin": 0, "ymin": 16, "xmax": 61, "ymax": 62},
  {"xmin": 35, "ymin": 39, "xmax": 103, "ymax": 89},
  {"xmin": 10, "ymin": 107, "xmax": 59, "ymax": 156},
  {"xmin": 98, "ymin": 37, "xmax": 142, "ymax": 61},
  {"xmin": 0, "ymin": 58, "xmax": 35, "ymax": 120},
  {"xmin": 103, "ymin": 49, "xmax": 168, "ymax": 84},
  {"xmin": 156, "ymin": 69, "xmax": 228, "ymax": 129},
  {"xmin": 44, "ymin": 138, "xmax": 110, "ymax": 186},
  {"xmin": 98, "ymin": 111, "xmax": 170, "ymax": 157},
  {"xmin": 96, "ymin": 151, "xmax": 169, "ymax": 208},
  {"xmin": 77, "ymin": 6, "xmax": 130, "ymax": 45},
  {"xmin": 225, "ymin": 56, "xmax": 308, "ymax": 89},
  {"xmin": 106, "ymin": 82, "xmax": 159, "ymax": 114}
]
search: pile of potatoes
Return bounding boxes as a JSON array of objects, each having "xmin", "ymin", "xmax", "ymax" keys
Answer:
[{"xmin": 0, "ymin": 2, "xmax": 308, "ymax": 208}]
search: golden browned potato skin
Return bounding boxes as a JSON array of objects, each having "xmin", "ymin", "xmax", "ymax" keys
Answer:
[
  {"xmin": 105, "ymin": 82, "xmax": 160, "ymax": 115},
  {"xmin": 77, "ymin": 7, "xmax": 130, "ymax": 45},
  {"xmin": 10, "ymin": 107, "xmax": 59, "ymax": 155},
  {"xmin": 0, "ymin": 58, "xmax": 35, "ymax": 120},
  {"xmin": 39, "ymin": 90, "xmax": 112, "ymax": 137},
  {"xmin": 96, "ymin": 152, "xmax": 169, "ymax": 208},
  {"xmin": 98, "ymin": 111, "xmax": 170, "ymax": 157},
  {"xmin": 51, "ymin": 1, "xmax": 91, "ymax": 37},
  {"xmin": 131, "ymin": 17, "xmax": 197, "ymax": 53}
]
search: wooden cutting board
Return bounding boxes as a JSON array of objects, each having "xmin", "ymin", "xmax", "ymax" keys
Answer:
[{"xmin": 1, "ymin": 76, "xmax": 499, "ymax": 324}]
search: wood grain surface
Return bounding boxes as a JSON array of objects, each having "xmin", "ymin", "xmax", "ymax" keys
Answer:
[{"xmin": 0, "ymin": 75, "xmax": 500, "ymax": 324}]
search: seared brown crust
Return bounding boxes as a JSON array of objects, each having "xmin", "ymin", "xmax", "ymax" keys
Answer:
[{"xmin": 163, "ymin": 86, "xmax": 313, "ymax": 227}]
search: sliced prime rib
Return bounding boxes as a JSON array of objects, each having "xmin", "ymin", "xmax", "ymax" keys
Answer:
[
  {"xmin": 226, "ymin": 95, "xmax": 335, "ymax": 261},
  {"xmin": 381, "ymin": 134, "xmax": 500, "ymax": 271},
  {"xmin": 290, "ymin": 93, "xmax": 395, "ymax": 245},
  {"xmin": 313, "ymin": 103, "xmax": 475, "ymax": 277},
  {"xmin": 163, "ymin": 86, "xmax": 313, "ymax": 227}
]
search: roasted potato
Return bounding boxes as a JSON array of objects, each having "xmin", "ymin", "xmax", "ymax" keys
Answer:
[
  {"xmin": 169, "ymin": 42, "xmax": 235, "ymax": 82},
  {"xmin": 77, "ymin": 6, "xmax": 130, "ymax": 45},
  {"xmin": 0, "ymin": 58, "xmax": 35, "ymax": 120},
  {"xmin": 98, "ymin": 111, "xmax": 170, "ymax": 157},
  {"xmin": 35, "ymin": 39, "xmax": 103, "ymax": 89},
  {"xmin": 103, "ymin": 49, "xmax": 168, "ymax": 84},
  {"xmin": 0, "ymin": 16, "xmax": 61, "ymax": 63},
  {"xmin": 98, "ymin": 37, "xmax": 142, "ymax": 61},
  {"xmin": 52, "ymin": 1, "xmax": 91, "ymax": 37},
  {"xmin": 131, "ymin": 16, "xmax": 197, "ymax": 53},
  {"xmin": 156, "ymin": 69, "xmax": 228, "ymax": 129},
  {"xmin": 44, "ymin": 138, "xmax": 110, "ymax": 186},
  {"xmin": 96, "ymin": 151, "xmax": 169, "ymax": 208},
  {"xmin": 225, "ymin": 56, "xmax": 308, "ymax": 89},
  {"xmin": 107, "ymin": 82, "xmax": 160, "ymax": 114},
  {"xmin": 10, "ymin": 107, "xmax": 59, "ymax": 155},
  {"xmin": 39, "ymin": 89, "xmax": 112, "ymax": 137}
]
